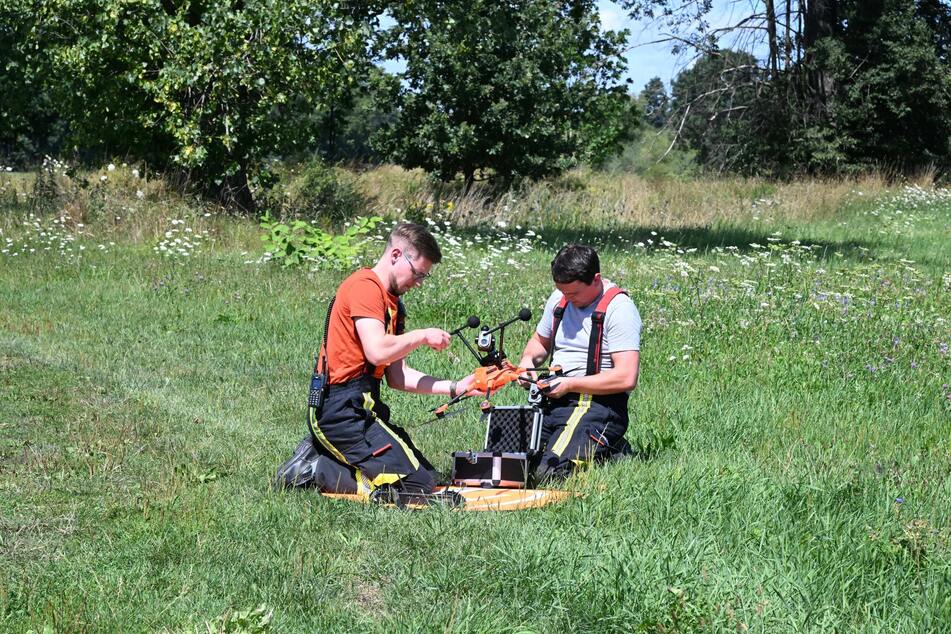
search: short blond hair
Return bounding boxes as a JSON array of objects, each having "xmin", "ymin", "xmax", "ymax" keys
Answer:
[{"xmin": 387, "ymin": 223, "xmax": 442, "ymax": 264}]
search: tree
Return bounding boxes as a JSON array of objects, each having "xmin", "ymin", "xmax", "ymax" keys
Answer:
[
  {"xmin": 825, "ymin": 0, "xmax": 951, "ymax": 170},
  {"xmin": 375, "ymin": 0, "xmax": 637, "ymax": 191},
  {"xmin": 311, "ymin": 68, "xmax": 393, "ymax": 164},
  {"xmin": 15, "ymin": 0, "xmax": 382, "ymax": 209},
  {"xmin": 623, "ymin": 0, "xmax": 951, "ymax": 176},
  {"xmin": 669, "ymin": 49, "xmax": 766, "ymax": 172},
  {"xmin": 0, "ymin": 1, "xmax": 65, "ymax": 163},
  {"xmin": 917, "ymin": 0, "xmax": 951, "ymax": 62},
  {"xmin": 639, "ymin": 77, "xmax": 670, "ymax": 128}
]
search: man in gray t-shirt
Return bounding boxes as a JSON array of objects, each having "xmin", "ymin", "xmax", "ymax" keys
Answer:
[{"xmin": 517, "ymin": 244, "xmax": 641, "ymax": 482}]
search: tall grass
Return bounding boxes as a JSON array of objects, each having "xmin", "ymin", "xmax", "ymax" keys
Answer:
[
  {"xmin": 354, "ymin": 165, "xmax": 897, "ymax": 231},
  {"xmin": 1, "ymin": 165, "xmax": 949, "ymax": 631}
]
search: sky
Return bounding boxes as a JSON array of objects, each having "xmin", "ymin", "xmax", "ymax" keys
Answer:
[
  {"xmin": 598, "ymin": 0, "xmax": 686, "ymax": 93},
  {"xmin": 599, "ymin": 0, "xmax": 767, "ymax": 93}
]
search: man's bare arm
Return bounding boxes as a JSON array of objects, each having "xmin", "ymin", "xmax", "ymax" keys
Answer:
[
  {"xmin": 385, "ymin": 359, "xmax": 476, "ymax": 395},
  {"xmin": 385, "ymin": 359, "xmax": 446, "ymax": 394},
  {"xmin": 518, "ymin": 332, "xmax": 552, "ymax": 370},
  {"xmin": 354, "ymin": 317, "xmax": 450, "ymax": 367},
  {"xmin": 544, "ymin": 350, "xmax": 639, "ymax": 397}
]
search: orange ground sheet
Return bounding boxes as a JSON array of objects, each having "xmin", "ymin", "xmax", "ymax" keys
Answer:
[{"xmin": 322, "ymin": 485, "xmax": 575, "ymax": 511}]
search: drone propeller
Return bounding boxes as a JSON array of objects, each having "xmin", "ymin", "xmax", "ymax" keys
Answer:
[{"xmin": 412, "ymin": 406, "xmax": 469, "ymax": 428}]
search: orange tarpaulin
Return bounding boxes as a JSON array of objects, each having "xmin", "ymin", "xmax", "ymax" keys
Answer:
[{"xmin": 322, "ymin": 486, "xmax": 576, "ymax": 511}]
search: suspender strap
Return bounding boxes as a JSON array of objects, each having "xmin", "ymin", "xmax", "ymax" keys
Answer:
[
  {"xmin": 396, "ymin": 299, "xmax": 406, "ymax": 333},
  {"xmin": 587, "ymin": 286, "xmax": 625, "ymax": 375},
  {"xmin": 546, "ymin": 297, "xmax": 569, "ymax": 367},
  {"xmin": 318, "ymin": 297, "xmax": 335, "ymax": 376},
  {"xmin": 308, "ymin": 297, "xmax": 336, "ymax": 414}
]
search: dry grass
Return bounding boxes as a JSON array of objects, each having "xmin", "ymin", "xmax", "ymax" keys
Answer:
[
  {"xmin": 2, "ymin": 162, "xmax": 917, "ymax": 247},
  {"xmin": 0, "ymin": 165, "xmax": 264, "ymax": 252},
  {"xmin": 352, "ymin": 166, "xmax": 898, "ymax": 230}
]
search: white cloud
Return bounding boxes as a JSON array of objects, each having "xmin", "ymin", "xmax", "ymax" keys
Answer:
[{"xmin": 598, "ymin": 1, "xmax": 629, "ymax": 32}]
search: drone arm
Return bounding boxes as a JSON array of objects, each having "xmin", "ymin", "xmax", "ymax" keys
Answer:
[{"xmin": 452, "ymin": 330, "xmax": 484, "ymax": 363}]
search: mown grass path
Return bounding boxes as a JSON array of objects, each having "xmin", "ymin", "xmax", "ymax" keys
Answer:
[{"xmin": 1, "ymin": 186, "xmax": 949, "ymax": 631}]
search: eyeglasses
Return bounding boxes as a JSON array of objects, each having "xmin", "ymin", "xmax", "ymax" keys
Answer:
[{"xmin": 403, "ymin": 252, "xmax": 431, "ymax": 281}]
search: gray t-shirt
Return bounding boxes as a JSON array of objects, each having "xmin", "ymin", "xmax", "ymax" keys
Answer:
[{"xmin": 536, "ymin": 281, "xmax": 641, "ymax": 377}]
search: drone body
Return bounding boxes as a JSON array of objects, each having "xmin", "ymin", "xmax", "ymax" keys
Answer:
[{"xmin": 426, "ymin": 308, "xmax": 570, "ymax": 422}]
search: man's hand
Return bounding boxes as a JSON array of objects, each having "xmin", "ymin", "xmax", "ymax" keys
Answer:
[
  {"xmin": 538, "ymin": 376, "xmax": 572, "ymax": 399},
  {"xmin": 516, "ymin": 361, "xmax": 537, "ymax": 388},
  {"xmin": 455, "ymin": 372, "xmax": 476, "ymax": 395},
  {"xmin": 517, "ymin": 333, "xmax": 550, "ymax": 388},
  {"xmin": 416, "ymin": 328, "xmax": 451, "ymax": 351}
]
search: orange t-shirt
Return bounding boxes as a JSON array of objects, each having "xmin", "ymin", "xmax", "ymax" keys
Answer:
[{"xmin": 319, "ymin": 269, "xmax": 404, "ymax": 383}]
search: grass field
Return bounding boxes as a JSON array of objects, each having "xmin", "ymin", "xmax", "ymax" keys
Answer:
[{"xmin": 1, "ymin": 169, "xmax": 950, "ymax": 632}]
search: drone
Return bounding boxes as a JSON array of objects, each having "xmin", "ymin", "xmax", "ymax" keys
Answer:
[{"xmin": 426, "ymin": 308, "xmax": 569, "ymax": 421}]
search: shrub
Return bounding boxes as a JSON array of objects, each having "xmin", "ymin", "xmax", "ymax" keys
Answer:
[
  {"xmin": 603, "ymin": 129, "xmax": 698, "ymax": 180},
  {"xmin": 259, "ymin": 213, "xmax": 382, "ymax": 269},
  {"xmin": 30, "ymin": 157, "xmax": 75, "ymax": 216},
  {"xmin": 269, "ymin": 160, "xmax": 367, "ymax": 226}
]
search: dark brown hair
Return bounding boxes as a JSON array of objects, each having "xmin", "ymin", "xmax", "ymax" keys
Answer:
[{"xmin": 551, "ymin": 244, "xmax": 599, "ymax": 284}]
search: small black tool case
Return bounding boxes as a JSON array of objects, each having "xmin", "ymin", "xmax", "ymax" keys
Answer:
[
  {"xmin": 451, "ymin": 450, "xmax": 530, "ymax": 488},
  {"xmin": 483, "ymin": 405, "xmax": 543, "ymax": 453},
  {"xmin": 451, "ymin": 406, "xmax": 543, "ymax": 488}
]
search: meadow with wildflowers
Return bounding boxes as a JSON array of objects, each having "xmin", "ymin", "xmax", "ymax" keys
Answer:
[{"xmin": 1, "ymin": 164, "xmax": 949, "ymax": 632}]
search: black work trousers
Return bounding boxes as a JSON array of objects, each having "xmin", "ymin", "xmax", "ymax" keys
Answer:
[
  {"xmin": 533, "ymin": 391, "xmax": 631, "ymax": 483},
  {"xmin": 276, "ymin": 375, "xmax": 437, "ymax": 495}
]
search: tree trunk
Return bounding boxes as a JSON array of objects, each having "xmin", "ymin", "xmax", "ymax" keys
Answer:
[
  {"xmin": 462, "ymin": 167, "xmax": 475, "ymax": 195},
  {"xmin": 765, "ymin": 0, "xmax": 780, "ymax": 78},
  {"xmin": 327, "ymin": 101, "xmax": 337, "ymax": 161},
  {"xmin": 785, "ymin": 0, "xmax": 793, "ymax": 71},
  {"xmin": 802, "ymin": 0, "xmax": 839, "ymax": 118},
  {"xmin": 219, "ymin": 165, "xmax": 255, "ymax": 213},
  {"xmin": 803, "ymin": 0, "xmax": 838, "ymax": 49}
]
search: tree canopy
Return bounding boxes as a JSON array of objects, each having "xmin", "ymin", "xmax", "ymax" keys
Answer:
[
  {"xmin": 3, "ymin": 0, "xmax": 381, "ymax": 208},
  {"xmin": 639, "ymin": 77, "xmax": 671, "ymax": 129},
  {"xmin": 366, "ymin": 0, "xmax": 637, "ymax": 190},
  {"xmin": 2, "ymin": 0, "xmax": 949, "ymax": 203}
]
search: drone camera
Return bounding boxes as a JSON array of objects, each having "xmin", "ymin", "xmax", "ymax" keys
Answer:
[{"xmin": 477, "ymin": 328, "xmax": 495, "ymax": 352}]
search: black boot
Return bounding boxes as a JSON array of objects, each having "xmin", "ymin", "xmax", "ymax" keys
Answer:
[{"xmin": 274, "ymin": 436, "xmax": 326, "ymax": 490}]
